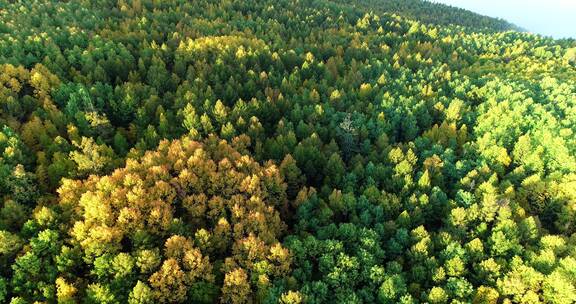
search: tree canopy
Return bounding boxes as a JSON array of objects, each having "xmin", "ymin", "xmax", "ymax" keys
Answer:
[{"xmin": 0, "ymin": 0, "xmax": 575, "ymax": 303}]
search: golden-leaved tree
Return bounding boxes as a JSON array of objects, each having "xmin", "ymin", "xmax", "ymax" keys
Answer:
[{"xmin": 58, "ymin": 136, "xmax": 291, "ymax": 303}]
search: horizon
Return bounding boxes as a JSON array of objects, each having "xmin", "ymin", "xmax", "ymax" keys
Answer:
[{"xmin": 432, "ymin": 0, "xmax": 576, "ymax": 39}]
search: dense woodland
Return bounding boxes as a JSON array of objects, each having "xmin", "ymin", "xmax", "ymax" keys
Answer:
[{"xmin": 1, "ymin": 0, "xmax": 576, "ymax": 303}]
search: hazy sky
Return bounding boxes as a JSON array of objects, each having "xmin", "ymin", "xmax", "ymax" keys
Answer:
[{"xmin": 432, "ymin": 0, "xmax": 576, "ymax": 39}]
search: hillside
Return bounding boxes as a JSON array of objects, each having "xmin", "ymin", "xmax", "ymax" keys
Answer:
[
  {"xmin": 1, "ymin": 0, "xmax": 576, "ymax": 303},
  {"xmin": 337, "ymin": 0, "xmax": 521, "ymax": 32}
]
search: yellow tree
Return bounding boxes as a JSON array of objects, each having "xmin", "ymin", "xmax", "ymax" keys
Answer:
[{"xmin": 58, "ymin": 135, "xmax": 291, "ymax": 302}]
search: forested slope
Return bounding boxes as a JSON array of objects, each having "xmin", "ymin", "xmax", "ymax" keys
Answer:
[
  {"xmin": 334, "ymin": 0, "xmax": 520, "ymax": 32},
  {"xmin": 1, "ymin": 0, "xmax": 576, "ymax": 303}
]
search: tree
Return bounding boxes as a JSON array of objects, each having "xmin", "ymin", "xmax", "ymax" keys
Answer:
[
  {"xmin": 69, "ymin": 137, "xmax": 117, "ymax": 177},
  {"xmin": 280, "ymin": 155, "xmax": 305, "ymax": 201},
  {"xmin": 221, "ymin": 268, "xmax": 251, "ymax": 304},
  {"xmin": 128, "ymin": 281, "xmax": 154, "ymax": 304},
  {"xmin": 564, "ymin": 48, "xmax": 576, "ymax": 66},
  {"xmin": 56, "ymin": 277, "xmax": 77, "ymax": 304},
  {"xmin": 85, "ymin": 283, "xmax": 118, "ymax": 304},
  {"xmin": 378, "ymin": 274, "xmax": 407, "ymax": 303},
  {"xmin": 542, "ymin": 271, "xmax": 576, "ymax": 304},
  {"xmin": 149, "ymin": 259, "xmax": 187, "ymax": 303},
  {"xmin": 428, "ymin": 286, "xmax": 448, "ymax": 304},
  {"xmin": 324, "ymin": 153, "xmax": 345, "ymax": 188},
  {"xmin": 280, "ymin": 291, "xmax": 303, "ymax": 304},
  {"xmin": 0, "ymin": 230, "xmax": 22, "ymax": 265}
]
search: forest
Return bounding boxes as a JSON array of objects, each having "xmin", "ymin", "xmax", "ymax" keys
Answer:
[{"xmin": 0, "ymin": 0, "xmax": 576, "ymax": 303}]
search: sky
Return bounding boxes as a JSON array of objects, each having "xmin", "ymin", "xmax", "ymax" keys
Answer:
[{"xmin": 431, "ymin": 0, "xmax": 576, "ymax": 39}]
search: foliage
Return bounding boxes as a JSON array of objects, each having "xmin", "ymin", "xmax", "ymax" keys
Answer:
[{"xmin": 0, "ymin": 0, "xmax": 575, "ymax": 302}]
